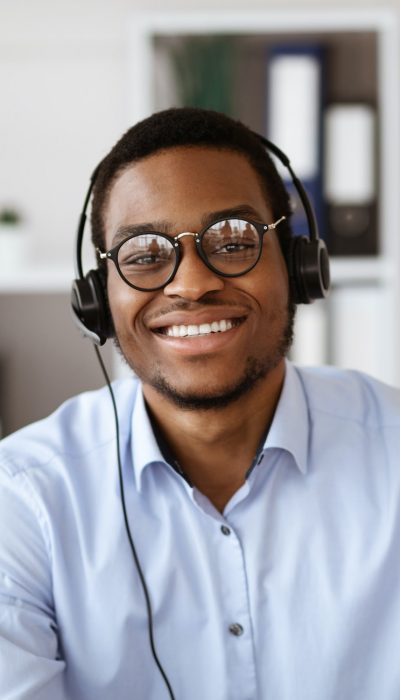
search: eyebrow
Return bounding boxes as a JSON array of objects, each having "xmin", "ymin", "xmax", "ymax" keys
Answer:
[{"xmin": 110, "ymin": 204, "xmax": 265, "ymax": 247}]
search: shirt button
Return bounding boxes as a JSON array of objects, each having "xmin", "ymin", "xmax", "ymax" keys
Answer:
[
  {"xmin": 221, "ymin": 525, "xmax": 231, "ymax": 536},
  {"xmin": 229, "ymin": 623, "xmax": 244, "ymax": 636}
]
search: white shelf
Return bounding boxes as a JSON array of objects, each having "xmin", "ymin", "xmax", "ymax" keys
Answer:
[
  {"xmin": 133, "ymin": 8, "xmax": 396, "ymax": 35},
  {"xmin": 330, "ymin": 256, "xmax": 394, "ymax": 286},
  {"xmin": 0, "ymin": 265, "xmax": 73, "ymax": 293},
  {"xmin": 0, "ymin": 256, "xmax": 393, "ymax": 294}
]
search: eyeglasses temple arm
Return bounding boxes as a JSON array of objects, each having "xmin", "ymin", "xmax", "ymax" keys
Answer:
[{"xmin": 256, "ymin": 135, "xmax": 319, "ymax": 243}]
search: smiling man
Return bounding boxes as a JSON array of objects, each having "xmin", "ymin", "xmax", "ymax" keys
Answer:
[
  {"xmin": 101, "ymin": 144, "xmax": 292, "ymax": 511},
  {"xmin": 1, "ymin": 108, "xmax": 400, "ymax": 700}
]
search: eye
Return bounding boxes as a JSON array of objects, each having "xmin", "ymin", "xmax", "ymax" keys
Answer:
[
  {"xmin": 120, "ymin": 252, "xmax": 173, "ymax": 270},
  {"xmin": 124, "ymin": 254, "xmax": 162, "ymax": 266},
  {"xmin": 214, "ymin": 240, "xmax": 257, "ymax": 255}
]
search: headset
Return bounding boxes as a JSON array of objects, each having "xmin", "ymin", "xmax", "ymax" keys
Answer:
[{"xmin": 71, "ymin": 134, "xmax": 330, "ymax": 346}]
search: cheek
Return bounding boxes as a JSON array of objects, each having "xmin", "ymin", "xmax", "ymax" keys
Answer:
[
  {"xmin": 262, "ymin": 242, "xmax": 290, "ymax": 306},
  {"xmin": 106, "ymin": 271, "xmax": 151, "ymax": 336},
  {"xmin": 245, "ymin": 256, "xmax": 289, "ymax": 314}
]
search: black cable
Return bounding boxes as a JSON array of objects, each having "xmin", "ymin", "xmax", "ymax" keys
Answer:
[{"xmin": 94, "ymin": 345, "xmax": 176, "ymax": 700}]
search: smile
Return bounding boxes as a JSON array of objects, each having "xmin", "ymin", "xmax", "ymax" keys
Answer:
[{"xmin": 157, "ymin": 317, "xmax": 244, "ymax": 338}]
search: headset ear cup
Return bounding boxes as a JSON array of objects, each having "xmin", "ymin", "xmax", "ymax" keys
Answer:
[
  {"xmin": 290, "ymin": 237, "xmax": 331, "ymax": 304},
  {"xmin": 71, "ymin": 270, "xmax": 113, "ymax": 345}
]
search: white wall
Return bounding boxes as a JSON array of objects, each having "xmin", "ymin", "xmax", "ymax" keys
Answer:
[{"xmin": 0, "ymin": 3, "xmax": 129, "ymax": 267}]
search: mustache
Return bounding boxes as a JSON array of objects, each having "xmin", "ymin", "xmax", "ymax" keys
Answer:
[{"xmin": 145, "ymin": 297, "xmax": 252, "ymax": 322}]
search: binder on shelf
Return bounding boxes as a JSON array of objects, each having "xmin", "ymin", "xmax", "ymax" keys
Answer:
[
  {"xmin": 266, "ymin": 45, "xmax": 326, "ymax": 240},
  {"xmin": 324, "ymin": 103, "xmax": 377, "ymax": 255}
]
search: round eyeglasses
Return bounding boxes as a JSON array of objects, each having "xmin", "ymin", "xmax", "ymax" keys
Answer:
[{"xmin": 97, "ymin": 216, "xmax": 286, "ymax": 292}]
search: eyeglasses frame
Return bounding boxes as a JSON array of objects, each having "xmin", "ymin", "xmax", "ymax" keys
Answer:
[{"xmin": 97, "ymin": 215, "xmax": 286, "ymax": 292}]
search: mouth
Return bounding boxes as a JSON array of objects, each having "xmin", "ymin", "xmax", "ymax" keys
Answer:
[{"xmin": 154, "ymin": 316, "xmax": 246, "ymax": 338}]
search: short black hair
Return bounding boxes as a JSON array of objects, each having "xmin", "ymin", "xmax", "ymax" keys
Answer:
[{"xmin": 91, "ymin": 107, "xmax": 293, "ymax": 262}]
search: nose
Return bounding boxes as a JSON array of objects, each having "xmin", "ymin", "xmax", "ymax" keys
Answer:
[{"xmin": 163, "ymin": 234, "xmax": 224, "ymax": 300}]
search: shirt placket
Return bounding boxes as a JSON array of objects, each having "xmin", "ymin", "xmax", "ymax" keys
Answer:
[{"xmin": 214, "ymin": 514, "xmax": 259, "ymax": 700}]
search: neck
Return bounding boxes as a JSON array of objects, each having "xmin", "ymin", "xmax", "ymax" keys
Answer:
[{"xmin": 143, "ymin": 360, "xmax": 285, "ymax": 512}]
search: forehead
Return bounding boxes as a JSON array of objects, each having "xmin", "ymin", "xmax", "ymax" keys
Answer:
[{"xmin": 103, "ymin": 146, "xmax": 272, "ymax": 238}]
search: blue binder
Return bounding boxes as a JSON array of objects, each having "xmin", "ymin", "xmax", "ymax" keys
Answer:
[{"xmin": 266, "ymin": 44, "xmax": 326, "ymax": 241}]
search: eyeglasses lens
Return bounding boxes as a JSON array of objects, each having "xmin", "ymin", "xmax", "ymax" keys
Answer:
[
  {"xmin": 117, "ymin": 234, "xmax": 176, "ymax": 289},
  {"xmin": 202, "ymin": 220, "xmax": 260, "ymax": 275}
]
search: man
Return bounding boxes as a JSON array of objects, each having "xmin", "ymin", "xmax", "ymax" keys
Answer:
[{"xmin": 1, "ymin": 107, "xmax": 400, "ymax": 700}]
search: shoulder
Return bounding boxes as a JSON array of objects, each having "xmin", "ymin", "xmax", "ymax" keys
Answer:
[
  {"xmin": 0, "ymin": 377, "xmax": 140, "ymax": 479},
  {"xmin": 293, "ymin": 363, "xmax": 400, "ymax": 428}
]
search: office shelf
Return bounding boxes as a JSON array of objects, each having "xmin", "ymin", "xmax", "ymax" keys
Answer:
[
  {"xmin": 128, "ymin": 9, "xmax": 400, "ymax": 386},
  {"xmin": 0, "ymin": 265, "xmax": 73, "ymax": 293}
]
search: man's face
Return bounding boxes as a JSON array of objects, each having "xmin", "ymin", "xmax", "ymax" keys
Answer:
[{"xmin": 104, "ymin": 146, "xmax": 293, "ymax": 409}]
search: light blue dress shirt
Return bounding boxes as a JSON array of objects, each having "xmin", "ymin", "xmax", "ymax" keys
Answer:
[{"xmin": 1, "ymin": 361, "xmax": 400, "ymax": 700}]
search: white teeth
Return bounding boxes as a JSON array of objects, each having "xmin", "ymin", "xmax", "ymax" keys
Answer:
[{"xmin": 165, "ymin": 319, "xmax": 235, "ymax": 338}]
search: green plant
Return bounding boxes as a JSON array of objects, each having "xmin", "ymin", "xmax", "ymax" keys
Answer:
[
  {"xmin": 168, "ymin": 36, "xmax": 236, "ymax": 115},
  {"xmin": 0, "ymin": 207, "xmax": 22, "ymax": 225}
]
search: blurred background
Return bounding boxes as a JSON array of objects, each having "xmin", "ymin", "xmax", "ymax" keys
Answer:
[{"xmin": 1, "ymin": 0, "xmax": 400, "ymax": 436}]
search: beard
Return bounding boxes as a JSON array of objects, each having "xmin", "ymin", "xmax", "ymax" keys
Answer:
[{"xmin": 113, "ymin": 299, "xmax": 296, "ymax": 412}]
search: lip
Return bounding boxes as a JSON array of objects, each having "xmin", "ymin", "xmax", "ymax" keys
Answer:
[
  {"xmin": 149, "ymin": 315, "xmax": 247, "ymax": 356},
  {"xmin": 146, "ymin": 306, "xmax": 249, "ymax": 332}
]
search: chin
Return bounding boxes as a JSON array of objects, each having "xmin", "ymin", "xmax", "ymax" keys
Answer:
[{"xmin": 145, "ymin": 355, "xmax": 284, "ymax": 411}]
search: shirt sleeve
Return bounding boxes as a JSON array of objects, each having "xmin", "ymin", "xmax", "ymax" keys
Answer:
[{"xmin": 0, "ymin": 461, "xmax": 67, "ymax": 699}]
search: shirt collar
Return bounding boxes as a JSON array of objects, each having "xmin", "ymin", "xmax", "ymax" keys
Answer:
[
  {"xmin": 262, "ymin": 360, "xmax": 309, "ymax": 474},
  {"xmin": 131, "ymin": 385, "xmax": 166, "ymax": 491},
  {"xmin": 131, "ymin": 359, "xmax": 310, "ymax": 490}
]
